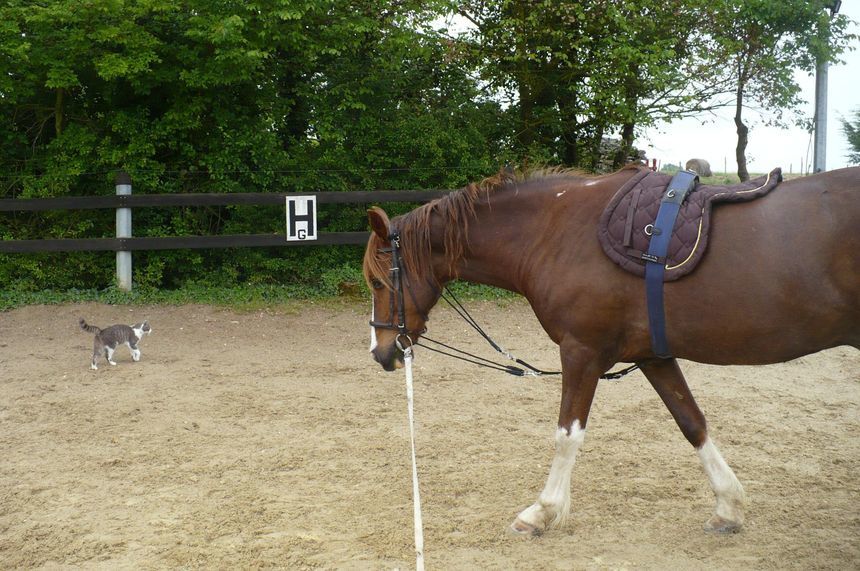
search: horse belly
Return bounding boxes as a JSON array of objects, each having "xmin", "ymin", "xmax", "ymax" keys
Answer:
[{"xmin": 664, "ymin": 187, "xmax": 859, "ymax": 365}]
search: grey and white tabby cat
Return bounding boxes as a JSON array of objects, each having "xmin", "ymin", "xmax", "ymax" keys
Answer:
[{"xmin": 79, "ymin": 318, "xmax": 152, "ymax": 370}]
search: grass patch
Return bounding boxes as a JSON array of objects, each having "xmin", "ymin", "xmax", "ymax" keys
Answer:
[
  {"xmin": 698, "ymin": 170, "xmax": 803, "ymax": 185},
  {"xmin": 0, "ymin": 281, "xmax": 520, "ymax": 312}
]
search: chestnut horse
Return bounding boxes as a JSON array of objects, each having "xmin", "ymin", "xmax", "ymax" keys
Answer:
[{"xmin": 363, "ymin": 165, "xmax": 859, "ymax": 536}]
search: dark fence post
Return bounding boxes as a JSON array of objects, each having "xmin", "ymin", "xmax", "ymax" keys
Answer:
[{"xmin": 115, "ymin": 171, "xmax": 132, "ymax": 291}]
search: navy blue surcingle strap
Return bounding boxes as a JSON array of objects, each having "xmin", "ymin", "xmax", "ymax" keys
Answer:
[{"xmin": 643, "ymin": 170, "xmax": 699, "ymax": 358}]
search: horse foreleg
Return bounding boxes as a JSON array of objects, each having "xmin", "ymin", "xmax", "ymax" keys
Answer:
[
  {"xmin": 639, "ymin": 358, "xmax": 745, "ymax": 533},
  {"xmin": 510, "ymin": 343, "xmax": 604, "ymax": 536},
  {"xmin": 510, "ymin": 421, "xmax": 586, "ymax": 536}
]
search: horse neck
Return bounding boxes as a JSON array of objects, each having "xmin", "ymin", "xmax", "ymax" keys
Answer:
[
  {"xmin": 427, "ymin": 169, "xmax": 637, "ymax": 293},
  {"xmin": 429, "ymin": 182, "xmax": 560, "ymax": 294}
]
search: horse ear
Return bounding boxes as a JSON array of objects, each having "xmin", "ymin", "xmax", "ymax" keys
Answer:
[{"xmin": 367, "ymin": 207, "xmax": 391, "ymax": 241}]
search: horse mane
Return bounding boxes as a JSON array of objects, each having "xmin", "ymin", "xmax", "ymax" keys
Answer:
[{"xmin": 363, "ymin": 166, "xmax": 606, "ymax": 290}]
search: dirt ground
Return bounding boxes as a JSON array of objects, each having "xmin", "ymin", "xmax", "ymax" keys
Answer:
[{"xmin": 0, "ymin": 300, "xmax": 857, "ymax": 570}]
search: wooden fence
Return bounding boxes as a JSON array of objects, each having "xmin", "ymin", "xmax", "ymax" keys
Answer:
[{"xmin": 0, "ymin": 172, "xmax": 452, "ymax": 290}]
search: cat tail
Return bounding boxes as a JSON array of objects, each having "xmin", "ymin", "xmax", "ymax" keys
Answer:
[{"xmin": 79, "ymin": 318, "xmax": 101, "ymax": 334}]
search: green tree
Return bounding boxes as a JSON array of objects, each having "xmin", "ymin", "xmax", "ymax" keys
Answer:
[
  {"xmin": 454, "ymin": 0, "xmax": 732, "ymax": 170},
  {"xmin": 703, "ymin": 0, "xmax": 854, "ymax": 180},
  {"xmin": 841, "ymin": 108, "xmax": 860, "ymax": 164},
  {"xmin": 0, "ymin": 0, "xmax": 499, "ymax": 291}
]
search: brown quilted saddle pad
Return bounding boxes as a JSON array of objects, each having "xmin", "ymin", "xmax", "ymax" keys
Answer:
[{"xmin": 598, "ymin": 167, "xmax": 782, "ymax": 281}]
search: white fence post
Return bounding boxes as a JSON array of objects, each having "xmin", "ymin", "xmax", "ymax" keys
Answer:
[{"xmin": 115, "ymin": 171, "xmax": 132, "ymax": 291}]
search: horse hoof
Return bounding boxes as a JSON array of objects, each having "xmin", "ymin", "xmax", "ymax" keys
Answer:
[
  {"xmin": 508, "ymin": 518, "xmax": 542, "ymax": 537},
  {"xmin": 704, "ymin": 515, "xmax": 742, "ymax": 534}
]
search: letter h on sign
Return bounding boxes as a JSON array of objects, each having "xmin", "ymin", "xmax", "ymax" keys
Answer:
[{"xmin": 286, "ymin": 196, "xmax": 317, "ymax": 241}]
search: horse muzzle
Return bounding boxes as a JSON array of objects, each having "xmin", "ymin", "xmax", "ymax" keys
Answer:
[{"xmin": 372, "ymin": 344, "xmax": 404, "ymax": 371}]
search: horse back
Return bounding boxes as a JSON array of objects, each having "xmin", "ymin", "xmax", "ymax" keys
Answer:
[{"xmin": 668, "ymin": 167, "xmax": 860, "ymax": 362}]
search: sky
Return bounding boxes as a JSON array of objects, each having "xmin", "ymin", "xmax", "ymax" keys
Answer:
[{"xmin": 641, "ymin": 3, "xmax": 860, "ymax": 175}]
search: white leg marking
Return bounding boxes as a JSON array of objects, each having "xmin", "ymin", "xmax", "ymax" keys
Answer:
[
  {"xmin": 369, "ymin": 304, "xmax": 378, "ymax": 353},
  {"xmin": 514, "ymin": 420, "xmax": 586, "ymax": 532},
  {"xmin": 106, "ymin": 346, "xmax": 117, "ymax": 365},
  {"xmin": 697, "ymin": 436, "xmax": 745, "ymax": 530}
]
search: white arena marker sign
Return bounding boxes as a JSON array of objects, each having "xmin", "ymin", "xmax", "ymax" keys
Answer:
[{"xmin": 285, "ymin": 195, "xmax": 317, "ymax": 241}]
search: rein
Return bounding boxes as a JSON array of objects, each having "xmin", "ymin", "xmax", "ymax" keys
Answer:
[
  {"xmin": 420, "ymin": 288, "xmax": 562, "ymax": 377},
  {"xmin": 372, "ymin": 232, "xmax": 640, "ymax": 381},
  {"xmin": 423, "ymin": 288, "xmax": 640, "ymax": 380}
]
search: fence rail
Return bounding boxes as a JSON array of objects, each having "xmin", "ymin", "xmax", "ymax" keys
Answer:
[
  {"xmin": 0, "ymin": 172, "xmax": 453, "ymax": 289},
  {"xmin": 0, "ymin": 232, "xmax": 372, "ymax": 254},
  {"xmin": 0, "ymin": 189, "xmax": 451, "ymax": 212}
]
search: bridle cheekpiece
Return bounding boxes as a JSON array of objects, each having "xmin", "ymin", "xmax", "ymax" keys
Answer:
[{"xmin": 368, "ymin": 231, "xmax": 425, "ymax": 351}]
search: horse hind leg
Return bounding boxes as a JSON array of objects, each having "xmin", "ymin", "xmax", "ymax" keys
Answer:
[
  {"xmin": 697, "ymin": 434, "xmax": 746, "ymax": 533},
  {"xmin": 639, "ymin": 358, "xmax": 745, "ymax": 533}
]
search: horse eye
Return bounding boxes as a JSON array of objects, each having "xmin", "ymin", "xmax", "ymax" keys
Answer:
[{"xmin": 371, "ymin": 278, "xmax": 384, "ymax": 290}]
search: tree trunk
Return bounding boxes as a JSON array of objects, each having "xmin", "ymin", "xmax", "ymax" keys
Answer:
[
  {"xmin": 589, "ymin": 126, "xmax": 604, "ymax": 171},
  {"xmin": 558, "ymin": 89, "xmax": 580, "ymax": 167},
  {"xmin": 273, "ymin": 47, "xmax": 310, "ymax": 147},
  {"xmin": 55, "ymin": 88, "xmax": 64, "ymax": 137},
  {"xmin": 613, "ymin": 64, "xmax": 640, "ymax": 169},
  {"xmin": 734, "ymin": 82, "xmax": 749, "ymax": 182},
  {"xmin": 533, "ymin": 77, "xmax": 556, "ymax": 152},
  {"xmin": 516, "ymin": 71, "xmax": 535, "ymax": 151},
  {"xmin": 512, "ymin": 0, "xmax": 535, "ymax": 153},
  {"xmin": 555, "ymin": 70, "xmax": 581, "ymax": 167},
  {"xmin": 613, "ymin": 122, "xmax": 635, "ymax": 169}
]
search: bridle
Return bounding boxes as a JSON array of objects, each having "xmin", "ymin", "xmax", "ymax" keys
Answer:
[
  {"xmin": 368, "ymin": 231, "xmax": 640, "ymax": 380},
  {"xmin": 368, "ymin": 231, "xmax": 434, "ymax": 351}
]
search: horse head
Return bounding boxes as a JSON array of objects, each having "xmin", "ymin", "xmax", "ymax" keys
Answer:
[{"xmin": 363, "ymin": 206, "xmax": 441, "ymax": 371}]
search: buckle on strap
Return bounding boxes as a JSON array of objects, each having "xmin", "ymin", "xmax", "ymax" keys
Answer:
[{"xmin": 662, "ymin": 170, "xmax": 698, "ymax": 205}]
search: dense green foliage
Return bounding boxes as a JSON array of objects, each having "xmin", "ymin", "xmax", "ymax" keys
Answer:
[
  {"xmin": 455, "ymin": 1, "xmax": 730, "ymax": 169},
  {"xmin": 1, "ymin": 0, "xmax": 501, "ymax": 292},
  {"xmin": 842, "ymin": 108, "xmax": 860, "ymax": 165},
  {"xmin": 0, "ymin": 1, "xmax": 853, "ymax": 294}
]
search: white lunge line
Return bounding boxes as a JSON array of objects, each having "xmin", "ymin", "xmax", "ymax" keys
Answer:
[
  {"xmin": 369, "ymin": 305, "xmax": 378, "ymax": 352},
  {"xmin": 404, "ymin": 346, "xmax": 425, "ymax": 571}
]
